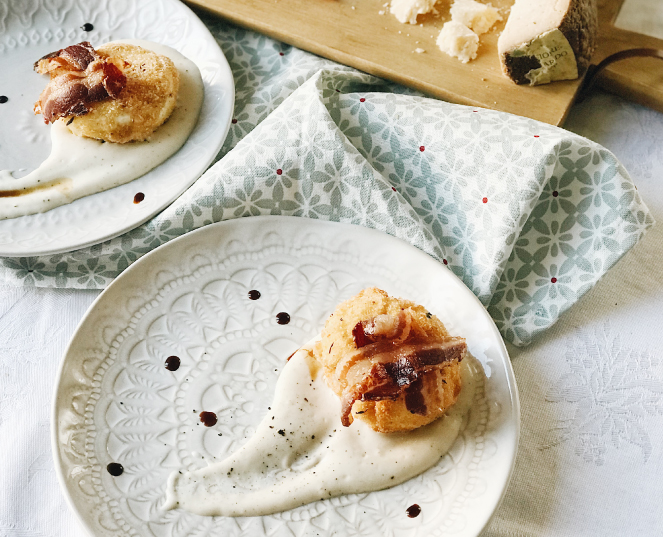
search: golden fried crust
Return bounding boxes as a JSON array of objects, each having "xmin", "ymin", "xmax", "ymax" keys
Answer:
[
  {"xmin": 314, "ymin": 287, "xmax": 463, "ymax": 433},
  {"xmin": 64, "ymin": 43, "xmax": 179, "ymax": 143}
]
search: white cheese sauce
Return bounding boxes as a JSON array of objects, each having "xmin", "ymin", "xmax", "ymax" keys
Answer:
[
  {"xmin": 0, "ymin": 40, "xmax": 203, "ymax": 220},
  {"xmin": 164, "ymin": 339, "xmax": 480, "ymax": 517}
]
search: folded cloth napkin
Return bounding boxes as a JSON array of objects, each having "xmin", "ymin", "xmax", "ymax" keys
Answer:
[{"xmin": 0, "ymin": 16, "xmax": 653, "ymax": 347}]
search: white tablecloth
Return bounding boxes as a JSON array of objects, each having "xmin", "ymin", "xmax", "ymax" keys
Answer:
[
  {"xmin": 2, "ymin": 89, "xmax": 662, "ymax": 537},
  {"xmin": 4, "ymin": 0, "xmax": 663, "ymax": 523},
  {"xmin": 488, "ymin": 93, "xmax": 663, "ymax": 536}
]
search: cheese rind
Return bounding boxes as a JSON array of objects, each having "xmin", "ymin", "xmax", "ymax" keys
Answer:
[
  {"xmin": 450, "ymin": 0, "xmax": 502, "ymax": 36},
  {"xmin": 437, "ymin": 21, "xmax": 480, "ymax": 64},
  {"xmin": 519, "ymin": 29, "xmax": 578, "ymax": 85},
  {"xmin": 498, "ymin": 0, "xmax": 598, "ymax": 85},
  {"xmin": 390, "ymin": 0, "xmax": 436, "ymax": 24}
]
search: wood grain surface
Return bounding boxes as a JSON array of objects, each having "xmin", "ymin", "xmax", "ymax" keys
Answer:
[
  {"xmin": 595, "ymin": 0, "xmax": 663, "ymax": 116},
  {"xmin": 188, "ymin": 0, "xmax": 663, "ymax": 125}
]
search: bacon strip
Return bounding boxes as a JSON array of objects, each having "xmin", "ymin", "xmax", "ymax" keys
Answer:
[
  {"xmin": 33, "ymin": 42, "xmax": 126, "ymax": 124},
  {"xmin": 338, "ymin": 312, "xmax": 411, "ymax": 387},
  {"xmin": 404, "ymin": 377, "xmax": 427, "ymax": 416},
  {"xmin": 340, "ymin": 337, "xmax": 466, "ymax": 426},
  {"xmin": 352, "ymin": 312, "xmax": 411, "ymax": 349},
  {"xmin": 34, "ymin": 42, "xmax": 98, "ymax": 73}
]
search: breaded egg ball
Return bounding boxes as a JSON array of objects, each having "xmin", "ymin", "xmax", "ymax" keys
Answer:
[
  {"xmin": 65, "ymin": 43, "xmax": 179, "ymax": 143},
  {"xmin": 314, "ymin": 287, "xmax": 465, "ymax": 433}
]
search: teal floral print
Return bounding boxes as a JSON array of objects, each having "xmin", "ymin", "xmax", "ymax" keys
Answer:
[{"xmin": 0, "ymin": 16, "xmax": 653, "ymax": 347}]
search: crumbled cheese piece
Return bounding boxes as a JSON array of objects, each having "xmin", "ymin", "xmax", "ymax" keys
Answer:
[
  {"xmin": 450, "ymin": 0, "xmax": 502, "ymax": 35},
  {"xmin": 390, "ymin": 0, "xmax": 436, "ymax": 24},
  {"xmin": 379, "ymin": 10, "xmax": 385, "ymax": 15},
  {"xmin": 415, "ymin": 48, "xmax": 426, "ymax": 53},
  {"xmin": 436, "ymin": 20, "xmax": 479, "ymax": 63}
]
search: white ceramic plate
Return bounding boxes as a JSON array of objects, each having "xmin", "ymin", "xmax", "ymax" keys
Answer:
[
  {"xmin": 0, "ymin": 0, "xmax": 234, "ymax": 257},
  {"xmin": 53, "ymin": 217, "xmax": 520, "ymax": 537}
]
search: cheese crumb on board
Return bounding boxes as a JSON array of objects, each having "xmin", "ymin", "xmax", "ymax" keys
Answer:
[
  {"xmin": 390, "ymin": 0, "xmax": 436, "ymax": 24},
  {"xmin": 449, "ymin": 0, "xmax": 502, "ymax": 35},
  {"xmin": 436, "ymin": 20, "xmax": 479, "ymax": 63}
]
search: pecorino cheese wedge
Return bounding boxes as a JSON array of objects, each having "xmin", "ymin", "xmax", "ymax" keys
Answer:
[{"xmin": 498, "ymin": 0, "xmax": 598, "ymax": 86}]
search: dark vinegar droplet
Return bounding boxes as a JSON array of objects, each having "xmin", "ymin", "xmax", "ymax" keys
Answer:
[
  {"xmin": 199, "ymin": 411, "xmax": 217, "ymax": 427},
  {"xmin": 276, "ymin": 312, "xmax": 290, "ymax": 325},
  {"xmin": 107, "ymin": 462, "xmax": 124, "ymax": 476},
  {"xmin": 0, "ymin": 96, "xmax": 8, "ymax": 104},
  {"xmin": 248, "ymin": 289, "xmax": 261, "ymax": 300},
  {"xmin": 406, "ymin": 504, "xmax": 421, "ymax": 518},
  {"xmin": 165, "ymin": 356, "xmax": 180, "ymax": 371},
  {"xmin": 133, "ymin": 192, "xmax": 145, "ymax": 204},
  {"xmin": 81, "ymin": 22, "xmax": 94, "ymax": 31}
]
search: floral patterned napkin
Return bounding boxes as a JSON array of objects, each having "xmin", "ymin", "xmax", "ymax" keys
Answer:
[{"xmin": 0, "ymin": 16, "xmax": 653, "ymax": 346}]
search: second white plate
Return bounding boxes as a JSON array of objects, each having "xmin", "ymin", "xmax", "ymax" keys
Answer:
[
  {"xmin": 53, "ymin": 216, "xmax": 519, "ymax": 537},
  {"xmin": 0, "ymin": 0, "xmax": 234, "ymax": 256}
]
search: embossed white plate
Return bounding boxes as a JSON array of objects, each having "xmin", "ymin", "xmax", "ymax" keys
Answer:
[
  {"xmin": 0, "ymin": 0, "xmax": 233, "ymax": 257},
  {"xmin": 53, "ymin": 217, "xmax": 519, "ymax": 537}
]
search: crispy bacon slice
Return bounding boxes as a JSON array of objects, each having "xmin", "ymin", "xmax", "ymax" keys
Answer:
[
  {"xmin": 33, "ymin": 41, "xmax": 126, "ymax": 124},
  {"xmin": 352, "ymin": 312, "xmax": 411, "ymax": 349},
  {"xmin": 339, "ymin": 337, "xmax": 466, "ymax": 426},
  {"xmin": 340, "ymin": 312, "xmax": 412, "ymax": 385},
  {"xmin": 34, "ymin": 42, "xmax": 98, "ymax": 73}
]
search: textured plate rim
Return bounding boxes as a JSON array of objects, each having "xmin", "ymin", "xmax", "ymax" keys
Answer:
[{"xmin": 52, "ymin": 216, "xmax": 520, "ymax": 537}]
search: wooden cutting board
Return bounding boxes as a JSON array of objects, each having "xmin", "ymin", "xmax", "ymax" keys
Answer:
[
  {"xmin": 187, "ymin": 0, "xmax": 663, "ymax": 126},
  {"xmin": 594, "ymin": 0, "xmax": 663, "ymax": 117}
]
